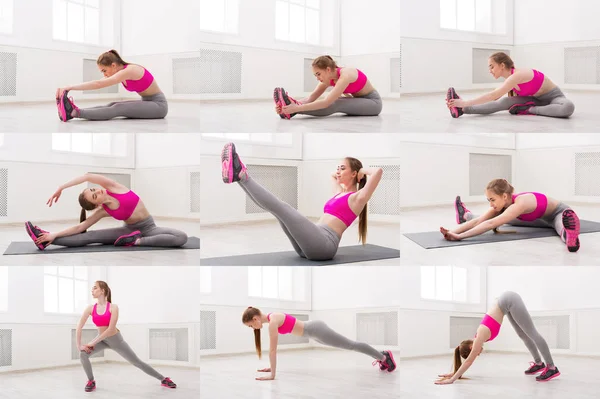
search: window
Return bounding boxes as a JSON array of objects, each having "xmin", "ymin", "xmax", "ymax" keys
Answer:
[
  {"xmin": 248, "ymin": 267, "xmax": 304, "ymax": 301},
  {"xmin": 53, "ymin": 0, "xmax": 100, "ymax": 44},
  {"xmin": 0, "ymin": 0, "xmax": 13, "ymax": 35},
  {"xmin": 44, "ymin": 266, "xmax": 89, "ymax": 314},
  {"xmin": 276, "ymin": 0, "xmax": 320, "ymax": 45},
  {"xmin": 421, "ymin": 266, "xmax": 476, "ymax": 303},
  {"xmin": 200, "ymin": 267, "xmax": 211, "ymax": 294},
  {"xmin": 440, "ymin": 0, "xmax": 504, "ymax": 34},
  {"xmin": 0, "ymin": 266, "xmax": 7, "ymax": 312},
  {"xmin": 52, "ymin": 133, "xmax": 126, "ymax": 156},
  {"xmin": 199, "ymin": 0, "xmax": 239, "ymax": 34}
]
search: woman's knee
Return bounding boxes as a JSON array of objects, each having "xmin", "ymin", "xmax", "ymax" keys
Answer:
[{"xmin": 174, "ymin": 231, "xmax": 188, "ymax": 246}]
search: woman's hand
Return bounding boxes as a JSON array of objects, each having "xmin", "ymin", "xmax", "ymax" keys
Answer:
[
  {"xmin": 47, "ymin": 188, "xmax": 63, "ymax": 207},
  {"xmin": 281, "ymin": 104, "xmax": 300, "ymax": 115},
  {"xmin": 437, "ymin": 373, "xmax": 453, "ymax": 378},
  {"xmin": 434, "ymin": 376, "xmax": 455, "ymax": 385},
  {"xmin": 35, "ymin": 233, "xmax": 56, "ymax": 246},
  {"xmin": 447, "ymin": 98, "xmax": 466, "ymax": 108},
  {"xmin": 56, "ymin": 87, "xmax": 70, "ymax": 100},
  {"xmin": 275, "ymin": 104, "xmax": 282, "ymax": 114},
  {"xmin": 440, "ymin": 227, "xmax": 461, "ymax": 241},
  {"xmin": 79, "ymin": 344, "xmax": 94, "ymax": 354},
  {"xmin": 256, "ymin": 375, "xmax": 275, "ymax": 381},
  {"xmin": 257, "ymin": 368, "xmax": 271, "ymax": 373}
]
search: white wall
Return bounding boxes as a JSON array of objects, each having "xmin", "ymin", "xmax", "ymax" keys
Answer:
[
  {"xmin": 136, "ymin": 134, "xmax": 201, "ymax": 168},
  {"xmin": 0, "ymin": 0, "xmax": 121, "ymax": 103},
  {"xmin": 199, "ymin": 134, "xmax": 302, "ymax": 159},
  {"xmin": 400, "ymin": 0, "xmax": 514, "ymax": 93}
]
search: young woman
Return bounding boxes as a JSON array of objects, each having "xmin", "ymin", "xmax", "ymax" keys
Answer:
[
  {"xmin": 77, "ymin": 281, "xmax": 176, "ymax": 392},
  {"xmin": 24, "ymin": 173, "xmax": 188, "ymax": 249},
  {"xmin": 56, "ymin": 50, "xmax": 168, "ymax": 122},
  {"xmin": 435, "ymin": 291, "xmax": 559, "ymax": 385},
  {"xmin": 273, "ymin": 55, "xmax": 382, "ymax": 119},
  {"xmin": 446, "ymin": 52, "xmax": 575, "ymax": 118},
  {"xmin": 440, "ymin": 178, "xmax": 581, "ymax": 252},
  {"xmin": 221, "ymin": 142, "xmax": 383, "ymax": 261},
  {"xmin": 242, "ymin": 306, "xmax": 396, "ymax": 381}
]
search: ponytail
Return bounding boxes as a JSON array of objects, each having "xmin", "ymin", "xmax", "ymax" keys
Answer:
[
  {"xmin": 453, "ymin": 346, "xmax": 462, "ymax": 375},
  {"xmin": 358, "ymin": 176, "xmax": 368, "ymax": 245},
  {"xmin": 253, "ymin": 329, "xmax": 262, "ymax": 359},
  {"xmin": 80, "ymin": 208, "xmax": 87, "ymax": 233}
]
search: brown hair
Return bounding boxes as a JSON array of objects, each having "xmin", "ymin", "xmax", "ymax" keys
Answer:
[
  {"xmin": 486, "ymin": 178, "xmax": 516, "ymax": 234},
  {"xmin": 345, "ymin": 157, "xmax": 368, "ymax": 245},
  {"xmin": 453, "ymin": 339, "xmax": 473, "ymax": 376},
  {"xmin": 242, "ymin": 307, "xmax": 262, "ymax": 359},
  {"xmin": 78, "ymin": 190, "xmax": 97, "ymax": 233},
  {"xmin": 489, "ymin": 52, "xmax": 516, "ymax": 96},
  {"xmin": 96, "ymin": 281, "xmax": 112, "ymax": 303},
  {"xmin": 97, "ymin": 49, "xmax": 128, "ymax": 67},
  {"xmin": 312, "ymin": 55, "xmax": 338, "ymax": 71}
]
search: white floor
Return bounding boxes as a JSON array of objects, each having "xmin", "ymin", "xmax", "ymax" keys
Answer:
[
  {"xmin": 0, "ymin": 363, "xmax": 200, "ymax": 399},
  {"xmin": 400, "ymin": 352, "xmax": 599, "ymax": 399},
  {"xmin": 201, "ymin": 350, "xmax": 595, "ymax": 398},
  {"xmin": 0, "ymin": 100, "xmax": 200, "ymax": 133},
  {"xmin": 197, "ymin": 91, "xmax": 600, "ymax": 133},
  {"xmin": 200, "ymin": 220, "xmax": 400, "ymax": 265},
  {"xmin": 400, "ymin": 203, "xmax": 600, "ymax": 266},
  {"xmin": 0, "ymin": 218, "xmax": 200, "ymax": 266}
]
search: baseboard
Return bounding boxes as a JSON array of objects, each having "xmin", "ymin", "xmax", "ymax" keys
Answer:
[{"xmin": 0, "ymin": 216, "xmax": 198, "ymax": 227}]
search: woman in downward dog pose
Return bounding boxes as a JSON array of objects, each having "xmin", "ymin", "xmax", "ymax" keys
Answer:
[
  {"xmin": 56, "ymin": 50, "xmax": 168, "ymax": 122},
  {"xmin": 242, "ymin": 306, "xmax": 396, "ymax": 381},
  {"xmin": 221, "ymin": 142, "xmax": 383, "ymax": 260},
  {"xmin": 24, "ymin": 173, "xmax": 188, "ymax": 249},
  {"xmin": 440, "ymin": 178, "xmax": 581, "ymax": 252},
  {"xmin": 435, "ymin": 291, "xmax": 560, "ymax": 385},
  {"xmin": 446, "ymin": 51, "xmax": 574, "ymax": 118},
  {"xmin": 77, "ymin": 281, "xmax": 176, "ymax": 392},
  {"xmin": 273, "ymin": 55, "xmax": 382, "ymax": 119}
]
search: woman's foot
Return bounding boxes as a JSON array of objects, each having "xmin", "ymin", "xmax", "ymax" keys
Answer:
[
  {"xmin": 454, "ymin": 196, "xmax": 471, "ymax": 224},
  {"xmin": 536, "ymin": 366, "xmax": 560, "ymax": 382},
  {"xmin": 221, "ymin": 142, "xmax": 248, "ymax": 183},
  {"xmin": 114, "ymin": 231, "xmax": 142, "ymax": 247},
  {"xmin": 381, "ymin": 350, "xmax": 397, "ymax": 372},
  {"xmin": 446, "ymin": 87, "xmax": 463, "ymax": 118},
  {"xmin": 273, "ymin": 88, "xmax": 285, "ymax": 119},
  {"xmin": 84, "ymin": 380, "xmax": 96, "ymax": 392},
  {"xmin": 161, "ymin": 377, "xmax": 177, "ymax": 388},
  {"xmin": 277, "ymin": 87, "xmax": 299, "ymax": 119},
  {"xmin": 24, "ymin": 221, "xmax": 50, "ymax": 250},
  {"xmin": 562, "ymin": 209, "xmax": 580, "ymax": 252},
  {"xmin": 509, "ymin": 102, "xmax": 535, "ymax": 115},
  {"xmin": 58, "ymin": 91, "xmax": 79, "ymax": 122},
  {"xmin": 524, "ymin": 361, "xmax": 545, "ymax": 374}
]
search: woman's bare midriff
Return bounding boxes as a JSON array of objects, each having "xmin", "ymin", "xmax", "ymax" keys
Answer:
[
  {"xmin": 123, "ymin": 200, "xmax": 151, "ymax": 224},
  {"xmin": 351, "ymin": 80, "xmax": 376, "ymax": 97},
  {"xmin": 291, "ymin": 319, "xmax": 305, "ymax": 336},
  {"xmin": 487, "ymin": 301, "xmax": 505, "ymax": 325},
  {"xmin": 137, "ymin": 80, "xmax": 163, "ymax": 97},
  {"xmin": 97, "ymin": 326, "xmax": 119, "ymax": 339},
  {"xmin": 542, "ymin": 197, "xmax": 561, "ymax": 218},
  {"xmin": 317, "ymin": 214, "xmax": 349, "ymax": 237},
  {"xmin": 530, "ymin": 76, "xmax": 557, "ymax": 97}
]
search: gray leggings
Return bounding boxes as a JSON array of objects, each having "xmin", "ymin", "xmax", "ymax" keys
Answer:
[
  {"xmin": 78, "ymin": 93, "xmax": 168, "ymax": 121},
  {"xmin": 497, "ymin": 291, "xmax": 554, "ymax": 366},
  {"xmin": 463, "ymin": 87, "xmax": 574, "ymax": 118},
  {"xmin": 303, "ymin": 320, "xmax": 383, "ymax": 360},
  {"xmin": 52, "ymin": 216, "xmax": 188, "ymax": 247},
  {"xmin": 298, "ymin": 90, "xmax": 382, "ymax": 117},
  {"xmin": 238, "ymin": 176, "xmax": 340, "ymax": 260},
  {"xmin": 80, "ymin": 332, "xmax": 164, "ymax": 381}
]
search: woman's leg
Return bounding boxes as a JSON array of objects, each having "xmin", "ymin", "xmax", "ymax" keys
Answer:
[
  {"xmin": 104, "ymin": 333, "xmax": 165, "ymax": 380},
  {"xmin": 77, "ymin": 100, "xmax": 168, "ymax": 121},
  {"xmin": 498, "ymin": 292, "xmax": 555, "ymax": 367},
  {"xmin": 139, "ymin": 226, "xmax": 188, "ymax": 247},
  {"xmin": 297, "ymin": 96, "xmax": 382, "ymax": 117},
  {"xmin": 80, "ymin": 340, "xmax": 109, "ymax": 381},
  {"xmin": 52, "ymin": 226, "xmax": 134, "ymax": 247},
  {"xmin": 546, "ymin": 203, "xmax": 580, "ymax": 251},
  {"xmin": 463, "ymin": 96, "xmax": 539, "ymax": 115},
  {"xmin": 530, "ymin": 96, "xmax": 575, "ymax": 118}
]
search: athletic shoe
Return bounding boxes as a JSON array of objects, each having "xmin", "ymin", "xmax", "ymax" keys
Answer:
[
  {"xmin": 277, "ymin": 87, "xmax": 299, "ymax": 119},
  {"xmin": 221, "ymin": 142, "xmax": 247, "ymax": 183},
  {"xmin": 524, "ymin": 361, "xmax": 546, "ymax": 375},
  {"xmin": 114, "ymin": 230, "xmax": 142, "ymax": 247},
  {"xmin": 382, "ymin": 350, "xmax": 396, "ymax": 372},
  {"xmin": 446, "ymin": 87, "xmax": 464, "ymax": 118},
  {"xmin": 161, "ymin": 377, "xmax": 177, "ymax": 388},
  {"xmin": 562, "ymin": 209, "xmax": 580, "ymax": 252},
  {"xmin": 372, "ymin": 357, "xmax": 388, "ymax": 371},
  {"xmin": 59, "ymin": 91, "xmax": 78, "ymax": 122},
  {"xmin": 454, "ymin": 196, "xmax": 471, "ymax": 224},
  {"xmin": 84, "ymin": 380, "xmax": 96, "ymax": 392},
  {"xmin": 273, "ymin": 88, "xmax": 285, "ymax": 119},
  {"xmin": 536, "ymin": 366, "xmax": 560, "ymax": 382},
  {"xmin": 509, "ymin": 102, "xmax": 535, "ymax": 115},
  {"xmin": 24, "ymin": 221, "xmax": 50, "ymax": 250}
]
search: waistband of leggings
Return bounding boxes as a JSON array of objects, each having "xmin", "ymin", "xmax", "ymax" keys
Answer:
[
  {"xmin": 317, "ymin": 223, "xmax": 341, "ymax": 242},
  {"xmin": 537, "ymin": 86, "xmax": 564, "ymax": 99},
  {"xmin": 125, "ymin": 215, "xmax": 155, "ymax": 228},
  {"xmin": 142, "ymin": 92, "xmax": 167, "ymax": 102},
  {"xmin": 357, "ymin": 90, "xmax": 381, "ymax": 100}
]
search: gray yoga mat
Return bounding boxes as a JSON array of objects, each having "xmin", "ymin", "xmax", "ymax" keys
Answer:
[
  {"xmin": 3, "ymin": 236, "xmax": 200, "ymax": 255},
  {"xmin": 404, "ymin": 220, "xmax": 600, "ymax": 249},
  {"xmin": 200, "ymin": 244, "xmax": 400, "ymax": 266}
]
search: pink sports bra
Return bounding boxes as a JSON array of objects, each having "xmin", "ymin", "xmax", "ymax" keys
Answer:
[
  {"xmin": 479, "ymin": 314, "xmax": 501, "ymax": 342},
  {"xmin": 121, "ymin": 64, "xmax": 155, "ymax": 93},
  {"xmin": 102, "ymin": 190, "xmax": 140, "ymax": 221},
  {"xmin": 511, "ymin": 68, "xmax": 545, "ymax": 96},
  {"xmin": 330, "ymin": 68, "xmax": 368, "ymax": 94},
  {"xmin": 512, "ymin": 192, "xmax": 548, "ymax": 222},
  {"xmin": 323, "ymin": 192, "xmax": 358, "ymax": 227},
  {"xmin": 267, "ymin": 313, "xmax": 297, "ymax": 334},
  {"xmin": 92, "ymin": 303, "xmax": 111, "ymax": 327}
]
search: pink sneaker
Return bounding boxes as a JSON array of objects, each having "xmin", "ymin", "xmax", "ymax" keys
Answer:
[
  {"xmin": 509, "ymin": 102, "xmax": 536, "ymax": 115},
  {"xmin": 446, "ymin": 87, "xmax": 463, "ymax": 118},
  {"xmin": 562, "ymin": 209, "xmax": 580, "ymax": 252},
  {"xmin": 161, "ymin": 377, "xmax": 177, "ymax": 388},
  {"xmin": 277, "ymin": 87, "xmax": 299, "ymax": 119},
  {"xmin": 221, "ymin": 142, "xmax": 247, "ymax": 183},
  {"xmin": 25, "ymin": 221, "xmax": 50, "ymax": 250},
  {"xmin": 114, "ymin": 231, "xmax": 142, "ymax": 247},
  {"xmin": 454, "ymin": 196, "xmax": 471, "ymax": 224}
]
